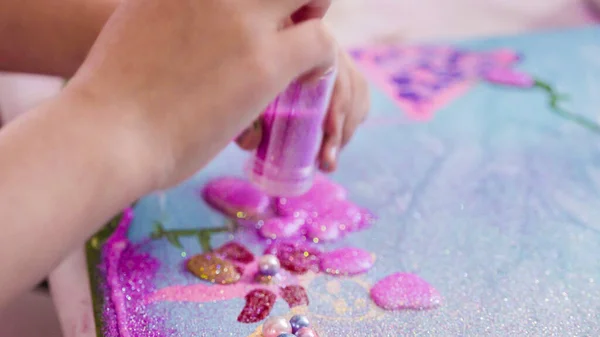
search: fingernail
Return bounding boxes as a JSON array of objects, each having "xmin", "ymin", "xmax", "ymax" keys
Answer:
[
  {"xmin": 236, "ymin": 128, "xmax": 250, "ymax": 141},
  {"xmin": 329, "ymin": 146, "xmax": 337, "ymax": 162}
]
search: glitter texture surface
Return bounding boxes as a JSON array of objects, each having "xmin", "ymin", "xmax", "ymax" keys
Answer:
[
  {"xmin": 320, "ymin": 247, "xmax": 374, "ymax": 276},
  {"xmin": 93, "ymin": 28, "xmax": 600, "ymax": 335},
  {"xmin": 100, "ymin": 209, "xmax": 172, "ymax": 337},
  {"xmin": 370, "ymin": 272, "xmax": 442, "ymax": 310}
]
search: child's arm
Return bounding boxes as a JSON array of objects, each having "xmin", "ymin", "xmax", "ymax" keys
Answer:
[
  {"xmin": 0, "ymin": 0, "xmax": 117, "ymax": 77},
  {"xmin": 0, "ymin": 91, "xmax": 148, "ymax": 308},
  {"xmin": 0, "ymin": 0, "xmax": 336, "ymax": 309}
]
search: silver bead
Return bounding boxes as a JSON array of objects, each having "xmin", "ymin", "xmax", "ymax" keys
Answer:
[
  {"xmin": 262, "ymin": 316, "xmax": 292, "ymax": 337},
  {"xmin": 296, "ymin": 327, "xmax": 319, "ymax": 337},
  {"xmin": 289, "ymin": 315, "xmax": 310, "ymax": 333},
  {"xmin": 259, "ymin": 254, "xmax": 281, "ymax": 276}
]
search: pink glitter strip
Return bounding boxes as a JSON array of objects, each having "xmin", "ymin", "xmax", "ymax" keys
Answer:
[{"xmin": 103, "ymin": 208, "xmax": 135, "ymax": 337}]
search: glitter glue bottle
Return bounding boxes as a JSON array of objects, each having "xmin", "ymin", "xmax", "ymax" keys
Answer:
[{"xmin": 247, "ymin": 69, "xmax": 337, "ymax": 197}]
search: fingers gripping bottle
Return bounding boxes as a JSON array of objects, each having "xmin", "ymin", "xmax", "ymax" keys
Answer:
[{"xmin": 247, "ymin": 69, "xmax": 337, "ymax": 197}]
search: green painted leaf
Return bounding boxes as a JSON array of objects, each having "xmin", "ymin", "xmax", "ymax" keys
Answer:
[{"xmin": 165, "ymin": 233, "xmax": 184, "ymax": 249}]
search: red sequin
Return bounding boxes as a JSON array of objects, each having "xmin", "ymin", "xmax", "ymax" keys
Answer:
[
  {"xmin": 237, "ymin": 289, "xmax": 277, "ymax": 323},
  {"xmin": 216, "ymin": 242, "xmax": 255, "ymax": 264},
  {"xmin": 280, "ymin": 285, "xmax": 309, "ymax": 308}
]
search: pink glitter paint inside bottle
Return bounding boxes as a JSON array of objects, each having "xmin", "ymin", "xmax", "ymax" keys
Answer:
[{"xmin": 247, "ymin": 69, "xmax": 337, "ymax": 197}]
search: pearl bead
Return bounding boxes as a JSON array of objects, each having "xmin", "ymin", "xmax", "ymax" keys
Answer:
[
  {"xmin": 289, "ymin": 315, "xmax": 310, "ymax": 333},
  {"xmin": 296, "ymin": 327, "xmax": 319, "ymax": 337},
  {"xmin": 262, "ymin": 316, "xmax": 292, "ymax": 337},
  {"xmin": 259, "ymin": 254, "xmax": 281, "ymax": 276}
]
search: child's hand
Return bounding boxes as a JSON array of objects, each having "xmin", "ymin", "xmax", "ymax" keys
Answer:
[
  {"xmin": 318, "ymin": 49, "xmax": 370, "ymax": 172},
  {"xmin": 236, "ymin": 49, "xmax": 370, "ymax": 172},
  {"xmin": 66, "ymin": 0, "xmax": 337, "ymax": 191}
]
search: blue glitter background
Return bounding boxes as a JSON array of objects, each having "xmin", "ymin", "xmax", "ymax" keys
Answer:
[{"xmin": 105, "ymin": 27, "xmax": 600, "ymax": 336}]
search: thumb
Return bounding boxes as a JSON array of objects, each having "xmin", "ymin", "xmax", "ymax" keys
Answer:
[
  {"xmin": 274, "ymin": 20, "xmax": 337, "ymax": 86},
  {"xmin": 235, "ymin": 119, "xmax": 262, "ymax": 151}
]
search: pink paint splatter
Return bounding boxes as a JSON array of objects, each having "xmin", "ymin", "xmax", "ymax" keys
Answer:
[
  {"xmin": 215, "ymin": 241, "xmax": 255, "ymax": 264},
  {"xmin": 264, "ymin": 240, "xmax": 322, "ymax": 274},
  {"xmin": 259, "ymin": 215, "xmax": 306, "ymax": 240},
  {"xmin": 370, "ymin": 273, "xmax": 442, "ymax": 311},
  {"xmin": 101, "ymin": 209, "xmax": 171, "ymax": 337},
  {"xmin": 201, "ymin": 176, "xmax": 270, "ymax": 218},
  {"xmin": 237, "ymin": 289, "xmax": 278, "ymax": 323},
  {"xmin": 320, "ymin": 247, "xmax": 374, "ymax": 276}
]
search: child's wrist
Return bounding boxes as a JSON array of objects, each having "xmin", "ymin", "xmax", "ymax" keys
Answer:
[{"xmin": 56, "ymin": 83, "xmax": 163, "ymax": 203}]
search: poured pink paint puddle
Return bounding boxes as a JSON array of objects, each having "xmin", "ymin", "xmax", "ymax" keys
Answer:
[
  {"xmin": 202, "ymin": 174, "xmax": 374, "ymax": 242},
  {"xmin": 259, "ymin": 215, "xmax": 306, "ymax": 239},
  {"xmin": 370, "ymin": 273, "xmax": 442, "ymax": 311},
  {"xmin": 201, "ymin": 176, "xmax": 270, "ymax": 218},
  {"xmin": 305, "ymin": 218, "xmax": 342, "ymax": 242},
  {"xmin": 320, "ymin": 247, "xmax": 374, "ymax": 276},
  {"xmin": 275, "ymin": 173, "xmax": 347, "ymax": 216}
]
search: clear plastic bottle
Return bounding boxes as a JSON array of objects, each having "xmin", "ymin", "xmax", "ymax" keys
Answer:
[{"xmin": 247, "ymin": 69, "xmax": 337, "ymax": 197}]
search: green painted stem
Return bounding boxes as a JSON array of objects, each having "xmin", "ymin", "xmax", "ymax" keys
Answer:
[
  {"xmin": 534, "ymin": 79, "xmax": 600, "ymax": 134},
  {"xmin": 151, "ymin": 222, "xmax": 230, "ymax": 252}
]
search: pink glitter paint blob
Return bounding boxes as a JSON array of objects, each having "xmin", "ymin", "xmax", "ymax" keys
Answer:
[
  {"xmin": 101, "ymin": 208, "xmax": 171, "ymax": 337},
  {"xmin": 304, "ymin": 218, "xmax": 341, "ymax": 242},
  {"xmin": 370, "ymin": 273, "xmax": 442, "ymax": 311},
  {"xmin": 201, "ymin": 176, "xmax": 270, "ymax": 218},
  {"xmin": 279, "ymin": 285, "xmax": 309, "ymax": 308},
  {"xmin": 259, "ymin": 214, "xmax": 306, "ymax": 239},
  {"xmin": 237, "ymin": 289, "xmax": 278, "ymax": 323},
  {"xmin": 320, "ymin": 247, "xmax": 374, "ymax": 276},
  {"xmin": 264, "ymin": 240, "xmax": 322, "ymax": 274},
  {"xmin": 275, "ymin": 174, "xmax": 347, "ymax": 216},
  {"xmin": 215, "ymin": 241, "xmax": 255, "ymax": 264},
  {"xmin": 483, "ymin": 68, "xmax": 535, "ymax": 88}
]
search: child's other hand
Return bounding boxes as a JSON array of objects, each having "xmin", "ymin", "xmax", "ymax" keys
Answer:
[
  {"xmin": 236, "ymin": 49, "xmax": 370, "ymax": 172},
  {"xmin": 318, "ymin": 49, "xmax": 370, "ymax": 172}
]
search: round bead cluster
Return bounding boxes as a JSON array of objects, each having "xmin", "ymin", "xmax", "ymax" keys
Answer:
[{"xmin": 262, "ymin": 315, "xmax": 318, "ymax": 337}]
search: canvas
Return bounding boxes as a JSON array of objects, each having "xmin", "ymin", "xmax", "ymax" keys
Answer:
[{"xmin": 88, "ymin": 27, "xmax": 600, "ymax": 336}]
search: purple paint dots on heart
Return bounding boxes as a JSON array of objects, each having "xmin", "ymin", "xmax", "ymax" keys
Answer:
[
  {"xmin": 320, "ymin": 247, "xmax": 374, "ymax": 276},
  {"xmin": 370, "ymin": 272, "xmax": 442, "ymax": 311},
  {"xmin": 201, "ymin": 177, "xmax": 270, "ymax": 219}
]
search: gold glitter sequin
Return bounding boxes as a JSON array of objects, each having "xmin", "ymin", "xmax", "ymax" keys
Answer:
[{"xmin": 186, "ymin": 253, "xmax": 241, "ymax": 285}]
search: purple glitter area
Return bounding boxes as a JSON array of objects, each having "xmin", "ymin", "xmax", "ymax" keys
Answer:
[{"xmin": 100, "ymin": 208, "xmax": 172, "ymax": 337}]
